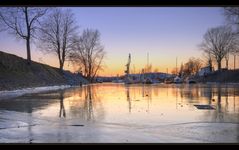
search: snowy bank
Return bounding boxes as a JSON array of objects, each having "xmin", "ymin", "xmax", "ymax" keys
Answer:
[{"xmin": 0, "ymin": 85, "xmax": 72, "ymax": 100}]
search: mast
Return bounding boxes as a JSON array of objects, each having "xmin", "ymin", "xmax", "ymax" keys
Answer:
[
  {"xmin": 176, "ymin": 57, "xmax": 177, "ymax": 75},
  {"xmin": 147, "ymin": 52, "xmax": 149, "ymax": 73}
]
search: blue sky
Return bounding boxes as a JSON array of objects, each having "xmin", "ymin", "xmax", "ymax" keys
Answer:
[{"xmin": 0, "ymin": 7, "xmax": 226, "ymax": 76}]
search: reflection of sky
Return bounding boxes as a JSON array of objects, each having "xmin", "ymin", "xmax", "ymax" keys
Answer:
[
  {"xmin": 1, "ymin": 84, "xmax": 239, "ymax": 125},
  {"xmin": 0, "ymin": 7, "xmax": 225, "ymax": 76}
]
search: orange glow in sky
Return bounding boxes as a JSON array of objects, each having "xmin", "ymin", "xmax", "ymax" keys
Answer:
[{"xmin": 0, "ymin": 7, "xmax": 233, "ymax": 76}]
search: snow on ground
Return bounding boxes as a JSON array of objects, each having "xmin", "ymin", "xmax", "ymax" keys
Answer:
[{"xmin": 0, "ymin": 85, "xmax": 72, "ymax": 100}]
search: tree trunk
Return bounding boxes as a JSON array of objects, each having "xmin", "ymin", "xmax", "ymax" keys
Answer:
[
  {"xmin": 59, "ymin": 61, "xmax": 64, "ymax": 72},
  {"xmin": 87, "ymin": 75, "xmax": 91, "ymax": 83},
  {"xmin": 26, "ymin": 38, "xmax": 31, "ymax": 64},
  {"xmin": 24, "ymin": 7, "xmax": 31, "ymax": 65},
  {"xmin": 217, "ymin": 61, "xmax": 221, "ymax": 71},
  {"xmin": 226, "ymin": 59, "xmax": 229, "ymax": 70},
  {"xmin": 234, "ymin": 55, "xmax": 236, "ymax": 70}
]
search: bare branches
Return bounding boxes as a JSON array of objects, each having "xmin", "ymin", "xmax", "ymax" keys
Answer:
[
  {"xmin": 223, "ymin": 7, "xmax": 239, "ymax": 29},
  {"xmin": 69, "ymin": 29, "xmax": 106, "ymax": 82},
  {"xmin": 181, "ymin": 57, "xmax": 202, "ymax": 77},
  {"xmin": 38, "ymin": 8, "xmax": 78, "ymax": 71},
  {"xmin": 200, "ymin": 26, "xmax": 236, "ymax": 71},
  {"xmin": 0, "ymin": 7, "xmax": 48, "ymax": 64}
]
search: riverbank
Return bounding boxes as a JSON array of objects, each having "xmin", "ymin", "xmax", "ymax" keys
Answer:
[
  {"xmin": 197, "ymin": 69, "xmax": 239, "ymax": 83},
  {"xmin": 0, "ymin": 51, "xmax": 89, "ymax": 91}
]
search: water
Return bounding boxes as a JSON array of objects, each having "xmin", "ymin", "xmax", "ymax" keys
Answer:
[{"xmin": 1, "ymin": 83, "xmax": 239, "ymax": 143}]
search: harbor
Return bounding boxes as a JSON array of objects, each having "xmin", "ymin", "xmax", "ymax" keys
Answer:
[{"xmin": 1, "ymin": 7, "xmax": 239, "ymax": 144}]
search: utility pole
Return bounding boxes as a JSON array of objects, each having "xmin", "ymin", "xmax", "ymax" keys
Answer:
[
  {"xmin": 176, "ymin": 57, "xmax": 178, "ymax": 75},
  {"xmin": 147, "ymin": 52, "xmax": 149, "ymax": 73}
]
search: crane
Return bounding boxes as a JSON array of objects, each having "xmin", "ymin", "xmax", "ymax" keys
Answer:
[
  {"xmin": 125, "ymin": 53, "xmax": 131, "ymax": 76},
  {"xmin": 124, "ymin": 53, "xmax": 132, "ymax": 84}
]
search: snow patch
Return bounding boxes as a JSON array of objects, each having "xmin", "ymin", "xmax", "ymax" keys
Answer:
[{"xmin": 0, "ymin": 85, "xmax": 72, "ymax": 100}]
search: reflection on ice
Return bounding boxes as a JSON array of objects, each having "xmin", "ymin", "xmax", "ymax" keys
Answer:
[{"xmin": 1, "ymin": 83, "xmax": 239, "ymax": 143}]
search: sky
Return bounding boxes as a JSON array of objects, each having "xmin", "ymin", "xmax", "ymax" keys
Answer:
[{"xmin": 0, "ymin": 7, "xmax": 228, "ymax": 76}]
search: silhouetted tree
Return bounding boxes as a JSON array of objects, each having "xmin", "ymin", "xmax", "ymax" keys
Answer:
[
  {"xmin": 69, "ymin": 29, "xmax": 106, "ymax": 82},
  {"xmin": 183, "ymin": 57, "xmax": 202, "ymax": 77},
  {"xmin": 223, "ymin": 7, "xmax": 239, "ymax": 69},
  {"xmin": 200, "ymin": 26, "xmax": 235, "ymax": 71},
  {"xmin": 38, "ymin": 8, "xmax": 78, "ymax": 72},
  {"xmin": 0, "ymin": 7, "xmax": 47, "ymax": 64},
  {"xmin": 201, "ymin": 51, "xmax": 214, "ymax": 71},
  {"xmin": 224, "ymin": 7, "xmax": 239, "ymax": 33}
]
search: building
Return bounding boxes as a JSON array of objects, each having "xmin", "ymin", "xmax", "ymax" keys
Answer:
[{"xmin": 198, "ymin": 66, "xmax": 213, "ymax": 77}]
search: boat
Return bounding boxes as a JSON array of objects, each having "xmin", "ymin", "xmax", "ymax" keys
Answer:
[
  {"xmin": 185, "ymin": 77, "xmax": 197, "ymax": 84},
  {"xmin": 144, "ymin": 78, "xmax": 153, "ymax": 84},
  {"xmin": 124, "ymin": 77, "xmax": 135, "ymax": 84},
  {"xmin": 188, "ymin": 80, "xmax": 197, "ymax": 84},
  {"xmin": 152, "ymin": 79, "xmax": 161, "ymax": 84},
  {"xmin": 112, "ymin": 79, "xmax": 124, "ymax": 83},
  {"xmin": 173, "ymin": 76, "xmax": 183, "ymax": 84},
  {"xmin": 164, "ymin": 78, "xmax": 173, "ymax": 84}
]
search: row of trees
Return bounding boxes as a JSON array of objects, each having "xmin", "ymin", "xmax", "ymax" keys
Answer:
[
  {"xmin": 171, "ymin": 57, "xmax": 202, "ymax": 77},
  {"xmin": 0, "ymin": 7, "xmax": 106, "ymax": 82},
  {"xmin": 200, "ymin": 7, "xmax": 239, "ymax": 71},
  {"xmin": 179, "ymin": 57, "xmax": 202, "ymax": 77}
]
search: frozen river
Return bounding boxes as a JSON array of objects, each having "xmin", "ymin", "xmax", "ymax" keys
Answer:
[{"xmin": 0, "ymin": 83, "xmax": 239, "ymax": 143}]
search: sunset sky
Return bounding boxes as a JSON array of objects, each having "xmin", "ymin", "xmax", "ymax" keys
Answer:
[{"xmin": 0, "ymin": 7, "xmax": 229, "ymax": 76}]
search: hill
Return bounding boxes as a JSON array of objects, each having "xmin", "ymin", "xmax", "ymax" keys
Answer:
[{"xmin": 0, "ymin": 51, "xmax": 88, "ymax": 91}]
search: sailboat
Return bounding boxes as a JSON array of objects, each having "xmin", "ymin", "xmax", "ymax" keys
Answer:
[
  {"xmin": 173, "ymin": 57, "xmax": 183, "ymax": 84},
  {"xmin": 143, "ymin": 52, "xmax": 153, "ymax": 84}
]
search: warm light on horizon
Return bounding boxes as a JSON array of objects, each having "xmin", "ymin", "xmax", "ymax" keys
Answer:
[{"xmin": 1, "ymin": 7, "xmax": 234, "ymax": 76}]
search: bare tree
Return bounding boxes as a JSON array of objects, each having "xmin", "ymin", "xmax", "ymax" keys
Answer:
[
  {"xmin": 0, "ymin": 7, "xmax": 47, "ymax": 64},
  {"xmin": 223, "ymin": 7, "xmax": 239, "ymax": 33},
  {"xmin": 202, "ymin": 50, "xmax": 214, "ymax": 70},
  {"xmin": 183, "ymin": 57, "xmax": 202, "ymax": 77},
  {"xmin": 200, "ymin": 26, "xmax": 235, "ymax": 71},
  {"xmin": 230, "ymin": 37, "xmax": 239, "ymax": 69},
  {"xmin": 38, "ymin": 8, "xmax": 78, "ymax": 72},
  {"xmin": 223, "ymin": 7, "xmax": 239, "ymax": 69},
  {"xmin": 179, "ymin": 62, "xmax": 184, "ymax": 77},
  {"xmin": 69, "ymin": 29, "xmax": 106, "ymax": 82}
]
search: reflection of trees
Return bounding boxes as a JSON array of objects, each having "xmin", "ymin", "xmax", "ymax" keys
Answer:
[
  {"xmin": 84, "ymin": 86, "xmax": 94, "ymax": 121},
  {"xmin": 27, "ymin": 113, "xmax": 33, "ymax": 143},
  {"xmin": 67, "ymin": 85, "xmax": 104, "ymax": 121},
  {"xmin": 59, "ymin": 90, "xmax": 66, "ymax": 118},
  {"xmin": 215, "ymin": 85, "xmax": 223, "ymax": 121},
  {"xmin": 178, "ymin": 85, "xmax": 201, "ymax": 101},
  {"xmin": 171, "ymin": 84, "xmax": 215, "ymax": 105},
  {"xmin": 124, "ymin": 84, "xmax": 153, "ymax": 113},
  {"xmin": 202, "ymin": 85, "xmax": 239, "ymax": 124}
]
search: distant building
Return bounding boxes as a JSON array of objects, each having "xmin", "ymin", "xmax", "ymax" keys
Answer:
[{"xmin": 198, "ymin": 66, "xmax": 213, "ymax": 77}]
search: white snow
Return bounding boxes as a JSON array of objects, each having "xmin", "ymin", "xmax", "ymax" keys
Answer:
[{"xmin": 0, "ymin": 85, "xmax": 72, "ymax": 100}]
